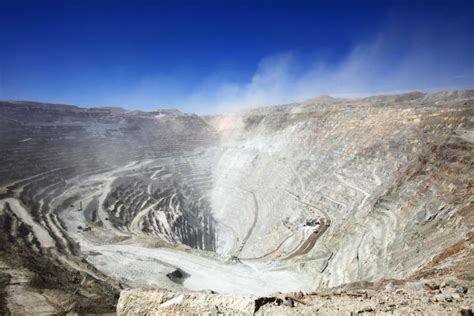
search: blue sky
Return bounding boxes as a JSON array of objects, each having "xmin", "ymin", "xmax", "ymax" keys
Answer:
[{"xmin": 0, "ymin": 0, "xmax": 473, "ymax": 113}]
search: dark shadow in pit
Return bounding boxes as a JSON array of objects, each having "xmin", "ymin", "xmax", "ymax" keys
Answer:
[
  {"xmin": 166, "ymin": 268, "xmax": 190, "ymax": 285},
  {"xmin": 254, "ymin": 297, "xmax": 284, "ymax": 313}
]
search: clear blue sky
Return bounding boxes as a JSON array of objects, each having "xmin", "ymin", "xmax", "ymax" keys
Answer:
[{"xmin": 1, "ymin": 0, "xmax": 473, "ymax": 113}]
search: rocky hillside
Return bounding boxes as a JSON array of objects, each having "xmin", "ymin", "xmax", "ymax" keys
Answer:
[{"xmin": 0, "ymin": 90, "xmax": 472, "ymax": 314}]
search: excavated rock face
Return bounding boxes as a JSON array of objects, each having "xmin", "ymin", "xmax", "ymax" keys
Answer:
[
  {"xmin": 0, "ymin": 103, "xmax": 217, "ymax": 251},
  {"xmin": 0, "ymin": 90, "xmax": 473, "ymax": 313}
]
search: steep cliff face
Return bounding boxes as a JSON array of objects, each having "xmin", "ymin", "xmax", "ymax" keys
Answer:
[
  {"xmin": 206, "ymin": 93, "xmax": 473, "ymax": 288},
  {"xmin": 0, "ymin": 91, "xmax": 472, "ymax": 313}
]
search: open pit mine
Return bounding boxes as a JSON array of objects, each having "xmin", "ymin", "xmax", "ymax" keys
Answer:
[{"xmin": 0, "ymin": 90, "xmax": 473, "ymax": 315}]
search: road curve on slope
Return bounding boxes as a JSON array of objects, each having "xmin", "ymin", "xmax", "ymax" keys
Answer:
[
  {"xmin": 234, "ymin": 190, "xmax": 259, "ymax": 257},
  {"xmin": 241, "ymin": 188, "xmax": 332, "ymax": 261}
]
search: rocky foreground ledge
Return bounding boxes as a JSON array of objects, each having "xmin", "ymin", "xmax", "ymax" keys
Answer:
[{"xmin": 117, "ymin": 278, "xmax": 474, "ymax": 315}]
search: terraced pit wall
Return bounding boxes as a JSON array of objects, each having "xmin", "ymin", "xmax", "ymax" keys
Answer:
[{"xmin": 0, "ymin": 90, "xmax": 473, "ymax": 313}]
